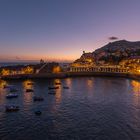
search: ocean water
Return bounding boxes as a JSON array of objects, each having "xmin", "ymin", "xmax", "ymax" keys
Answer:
[
  {"xmin": 0, "ymin": 62, "xmax": 38, "ymax": 67},
  {"xmin": 0, "ymin": 77, "xmax": 140, "ymax": 140}
]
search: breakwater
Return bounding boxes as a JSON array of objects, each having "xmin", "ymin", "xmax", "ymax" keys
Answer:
[{"xmin": 1, "ymin": 72, "xmax": 140, "ymax": 81}]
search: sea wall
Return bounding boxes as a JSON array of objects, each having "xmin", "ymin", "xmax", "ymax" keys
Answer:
[
  {"xmin": 67, "ymin": 72, "xmax": 140, "ymax": 81},
  {"xmin": 1, "ymin": 72, "xmax": 140, "ymax": 81},
  {"xmin": 127, "ymin": 74, "xmax": 140, "ymax": 81},
  {"xmin": 67, "ymin": 72, "xmax": 128, "ymax": 78},
  {"xmin": 1, "ymin": 73, "xmax": 67, "ymax": 80}
]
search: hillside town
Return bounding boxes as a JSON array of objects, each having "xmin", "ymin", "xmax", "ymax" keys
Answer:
[
  {"xmin": 70, "ymin": 40, "xmax": 140, "ymax": 74},
  {"xmin": 0, "ymin": 40, "xmax": 140, "ymax": 77}
]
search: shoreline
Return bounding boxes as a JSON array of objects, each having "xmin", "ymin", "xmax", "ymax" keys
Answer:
[{"xmin": 1, "ymin": 72, "xmax": 140, "ymax": 81}]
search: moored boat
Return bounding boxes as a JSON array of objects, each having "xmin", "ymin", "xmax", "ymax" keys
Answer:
[
  {"xmin": 35, "ymin": 110, "xmax": 42, "ymax": 115},
  {"xmin": 26, "ymin": 89, "xmax": 34, "ymax": 92},
  {"xmin": 5, "ymin": 105, "xmax": 19, "ymax": 112},
  {"xmin": 48, "ymin": 91, "xmax": 56, "ymax": 95},
  {"xmin": 63, "ymin": 86, "xmax": 69, "ymax": 89},
  {"xmin": 33, "ymin": 96, "xmax": 44, "ymax": 101},
  {"xmin": 27, "ymin": 82, "xmax": 34, "ymax": 85},
  {"xmin": 55, "ymin": 82, "xmax": 61, "ymax": 85},
  {"xmin": 6, "ymin": 93, "xmax": 18, "ymax": 99},
  {"xmin": 48, "ymin": 86, "xmax": 59, "ymax": 90}
]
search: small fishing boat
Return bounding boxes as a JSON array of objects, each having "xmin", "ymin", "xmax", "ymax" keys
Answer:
[
  {"xmin": 33, "ymin": 96, "xmax": 44, "ymax": 101},
  {"xmin": 63, "ymin": 86, "xmax": 69, "ymax": 89},
  {"xmin": 48, "ymin": 91, "xmax": 56, "ymax": 95},
  {"xmin": 6, "ymin": 93, "xmax": 18, "ymax": 99},
  {"xmin": 35, "ymin": 110, "xmax": 42, "ymax": 115},
  {"xmin": 5, "ymin": 105, "xmax": 19, "ymax": 112},
  {"xmin": 27, "ymin": 82, "xmax": 34, "ymax": 85},
  {"xmin": 26, "ymin": 89, "xmax": 34, "ymax": 92},
  {"xmin": 48, "ymin": 86, "xmax": 59, "ymax": 90},
  {"xmin": 55, "ymin": 82, "xmax": 61, "ymax": 85}
]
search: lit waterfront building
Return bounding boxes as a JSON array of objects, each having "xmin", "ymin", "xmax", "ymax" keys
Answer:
[
  {"xmin": 119, "ymin": 56, "xmax": 140, "ymax": 74},
  {"xmin": 120, "ymin": 56, "xmax": 140, "ymax": 67},
  {"xmin": 69, "ymin": 65, "xmax": 129, "ymax": 73},
  {"xmin": 70, "ymin": 51, "xmax": 130, "ymax": 74},
  {"xmin": 71, "ymin": 51, "xmax": 96, "ymax": 67}
]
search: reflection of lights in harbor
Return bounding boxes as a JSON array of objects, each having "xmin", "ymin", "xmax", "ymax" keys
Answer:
[
  {"xmin": 0, "ymin": 80, "xmax": 8, "ymax": 105},
  {"xmin": 131, "ymin": 80, "xmax": 140, "ymax": 107},
  {"xmin": 131, "ymin": 80, "xmax": 140, "ymax": 95},
  {"xmin": 54, "ymin": 79, "xmax": 61, "ymax": 84},
  {"xmin": 23, "ymin": 92, "xmax": 33, "ymax": 105},
  {"xmin": 53, "ymin": 79, "xmax": 62, "ymax": 104},
  {"xmin": 23, "ymin": 80, "xmax": 34, "ymax": 90},
  {"xmin": 22, "ymin": 80, "xmax": 34, "ymax": 106},
  {"xmin": 65, "ymin": 78, "xmax": 72, "ymax": 87},
  {"xmin": 0, "ymin": 80, "xmax": 7, "ymax": 88},
  {"xmin": 87, "ymin": 79, "xmax": 93, "ymax": 88},
  {"xmin": 55, "ymin": 89, "xmax": 62, "ymax": 104}
]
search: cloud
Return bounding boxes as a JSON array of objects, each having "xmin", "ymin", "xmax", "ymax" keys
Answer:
[
  {"xmin": 108, "ymin": 36, "xmax": 118, "ymax": 40},
  {"xmin": 15, "ymin": 56, "xmax": 21, "ymax": 60}
]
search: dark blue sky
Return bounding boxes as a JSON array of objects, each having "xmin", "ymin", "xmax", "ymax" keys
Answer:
[{"xmin": 0, "ymin": 0, "xmax": 140, "ymax": 62}]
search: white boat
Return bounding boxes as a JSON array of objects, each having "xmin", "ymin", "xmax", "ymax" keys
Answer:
[
  {"xmin": 5, "ymin": 105, "xmax": 19, "ymax": 112},
  {"xmin": 33, "ymin": 96, "xmax": 44, "ymax": 101},
  {"xmin": 6, "ymin": 93, "xmax": 18, "ymax": 99}
]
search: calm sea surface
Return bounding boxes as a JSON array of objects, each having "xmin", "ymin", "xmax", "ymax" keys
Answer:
[{"xmin": 0, "ymin": 77, "xmax": 140, "ymax": 140}]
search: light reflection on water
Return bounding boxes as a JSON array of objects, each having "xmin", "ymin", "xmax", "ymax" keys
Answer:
[
  {"xmin": 130, "ymin": 80, "xmax": 140, "ymax": 111},
  {"xmin": 0, "ymin": 80, "xmax": 8, "ymax": 106},
  {"xmin": 131, "ymin": 80, "xmax": 140, "ymax": 95},
  {"xmin": 65, "ymin": 78, "xmax": 72, "ymax": 87},
  {"xmin": 0, "ymin": 77, "xmax": 140, "ymax": 140},
  {"xmin": 22, "ymin": 80, "xmax": 34, "ymax": 106},
  {"xmin": 87, "ymin": 78, "xmax": 94, "ymax": 89},
  {"xmin": 22, "ymin": 80, "xmax": 34, "ymax": 90}
]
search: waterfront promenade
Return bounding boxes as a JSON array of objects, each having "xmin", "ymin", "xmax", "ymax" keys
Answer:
[
  {"xmin": 0, "ymin": 64, "xmax": 139, "ymax": 80},
  {"xmin": 1, "ymin": 71, "xmax": 140, "ymax": 81}
]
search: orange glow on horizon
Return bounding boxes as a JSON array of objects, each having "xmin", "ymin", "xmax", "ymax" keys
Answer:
[{"xmin": 0, "ymin": 55, "xmax": 76, "ymax": 62}]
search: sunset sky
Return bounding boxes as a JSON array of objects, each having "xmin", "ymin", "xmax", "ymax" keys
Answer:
[{"xmin": 0, "ymin": 0, "xmax": 140, "ymax": 62}]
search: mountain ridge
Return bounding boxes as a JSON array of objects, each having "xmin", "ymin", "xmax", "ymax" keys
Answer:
[
  {"xmin": 94, "ymin": 40, "xmax": 140, "ymax": 53},
  {"xmin": 74, "ymin": 40, "xmax": 140, "ymax": 65}
]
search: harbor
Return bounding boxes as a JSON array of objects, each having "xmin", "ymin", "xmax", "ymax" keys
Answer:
[
  {"xmin": 0, "ymin": 0, "xmax": 140, "ymax": 139},
  {"xmin": 0, "ymin": 77, "xmax": 140, "ymax": 139}
]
